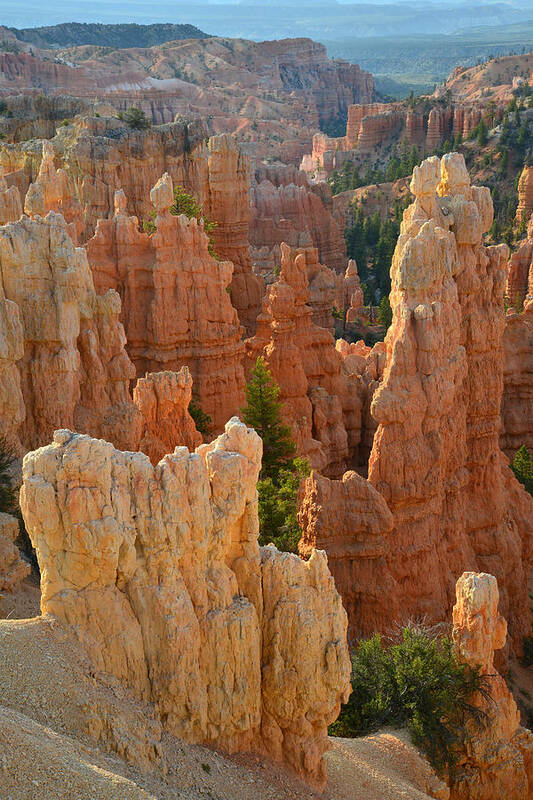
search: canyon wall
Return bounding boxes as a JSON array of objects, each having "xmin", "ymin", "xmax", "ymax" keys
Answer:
[
  {"xmin": 0, "ymin": 38, "xmax": 373, "ymax": 163},
  {"xmin": 87, "ymin": 176, "xmax": 245, "ymax": 434},
  {"xmin": 20, "ymin": 419, "xmax": 351, "ymax": 789},
  {"xmin": 301, "ymin": 102, "xmax": 487, "ymax": 178}
]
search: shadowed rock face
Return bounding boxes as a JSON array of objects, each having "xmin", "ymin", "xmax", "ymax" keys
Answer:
[
  {"xmin": 502, "ymin": 298, "xmax": 533, "ymax": 459},
  {"xmin": 20, "ymin": 418, "xmax": 351, "ymax": 790},
  {"xmin": 451, "ymin": 572, "xmax": 533, "ymax": 800}
]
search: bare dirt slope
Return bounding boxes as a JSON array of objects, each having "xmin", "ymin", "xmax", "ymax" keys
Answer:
[{"xmin": 0, "ymin": 605, "xmax": 446, "ymax": 800}]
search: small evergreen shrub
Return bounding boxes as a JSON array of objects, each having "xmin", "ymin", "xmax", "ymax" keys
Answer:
[
  {"xmin": 188, "ymin": 399, "xmax": 212, "ymax": 439},
  {"xmin": 330, "ymin": 624, "xmax": 489, "ymax": 775},
  {"xmin": 118, "ymin": 107, "xmax": 151, "ymax": 130},
  {"xmin": 511, "ymin": 445, "xmax": 533, "ymax": 496},
  {"xmin": 377, "ymin": 294, "xmax": 393, "ymax": 329},
  {"xmin": 171, "ymin": 186, "xmax": 218, "ymax": 258}
]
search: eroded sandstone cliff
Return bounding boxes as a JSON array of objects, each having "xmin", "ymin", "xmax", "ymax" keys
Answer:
[
  {"xmin": 1, "ymin": 126, "xmax": 263, "ymax": 332},
  {"xmin": 245, "ymin": 242, "xmax": 363, "ymax": 477}
]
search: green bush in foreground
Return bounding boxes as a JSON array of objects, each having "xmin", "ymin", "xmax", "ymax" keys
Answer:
[{"xmin": 330, "ymin": 625, "xmax": 489, "ymax": 774}]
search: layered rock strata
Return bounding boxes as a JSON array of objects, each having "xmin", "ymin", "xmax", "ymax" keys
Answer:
[
  {"xmin": 20, "ymin": 419, "xmax": 351, "ymax": 789},
  {"xmin": 301, "ymin": 102, "xmax": 487, "ymax": 179},
  {"xmin": 0, "ymin": 38, "xmax": 373, "ymax": 162},
  {"xmin": 245, "ymin": 242, "xmax": 362, "ymax": 477},
  {"xmin": 250, "ymin": 166, "xmax": 346, "ymax": 275},
  {"xmin": 87, "ymin": 176, "xmax": 245, "ymax": 434},
  {"xmin": 451, "ymin": 572, "xmax": 533, "ymax": 800}
]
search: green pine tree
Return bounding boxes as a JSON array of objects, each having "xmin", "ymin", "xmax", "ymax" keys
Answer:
[
  {"xmin": 242, "ymin": 357, "xmax": 296, "ymax": 481},
  {"xmin": 377, "ymin": 294, "xmax": 393, "ymax": 329}
]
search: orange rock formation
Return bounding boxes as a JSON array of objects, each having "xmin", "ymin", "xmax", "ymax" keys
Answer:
[
  {"xmin": 20, "ymin": 419, "xmax": 351, "ymax": 789},
  {"xmin": 87, "ymin": 177, "xmax": 245, "ymax": 434},
  {"xmin": 451, "ymin": 572, "xmax": 533, "ymax": 800},
  {"xmin": 516, "ymin": 166, "xmax": 533, "ymax": 227},
  {"xmin": 1, "ymin": 127, "xmax": 262, "ymax": 332},
  {"xmin": 368, "ymin": 153, "xmax": 533, "ymax": 652},
  {"xmin": 298, "ymin": 470, "xmax": 398, "ymax": 640},
  {"xmin": 133, "ymin": 367, "xmax": 202, "ymax": 465},
  {"xmin": 250, "ymin": 165, "xmax": 346, "ymax": 275},
  {"xmin": 506, "ymin": 214, "xmax": 533, "ymax": 306},
  {"xmin": 0, "ymin": 210, "xmax": 141, "ymax": 453},
  {"xmin": 0, "ymin": 512, "xmax": 29, "ymax": 604},
  {"xmin": 245, "ymin": 242, "xmax": 363, "ymax": 477},
  {"xmin": 301, "ymin": 102, "xmax": 486, "ymax": 178},
  {"xmin": 300, "ymin": 155, "xmax": 533, "ymax": 654}
]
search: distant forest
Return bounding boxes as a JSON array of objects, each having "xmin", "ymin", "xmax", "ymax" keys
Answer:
[{"xmin": 9, "ymin": 22, "xmax": 210, "ymax": 49}]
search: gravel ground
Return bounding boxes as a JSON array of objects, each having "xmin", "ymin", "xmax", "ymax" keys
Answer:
[{"xmin": 0, "ymin": 583, "xmax": 445, "ymax": 800}]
